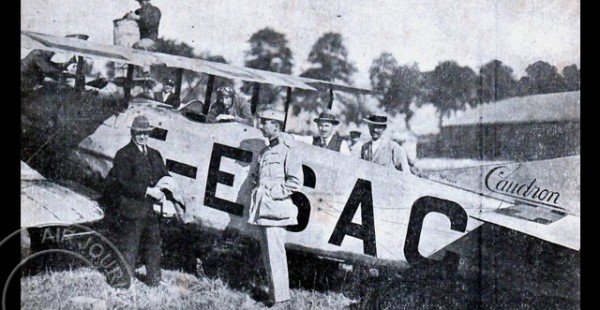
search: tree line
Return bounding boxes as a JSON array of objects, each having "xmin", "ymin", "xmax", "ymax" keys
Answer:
[{"xmin": 146, "ymin": 27, "xmax": 580, "ymax": 129}]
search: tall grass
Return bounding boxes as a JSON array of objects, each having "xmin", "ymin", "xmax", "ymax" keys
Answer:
[{"xmin": 21, "ymin": 268, "xmax": 355, "ymax": 309}]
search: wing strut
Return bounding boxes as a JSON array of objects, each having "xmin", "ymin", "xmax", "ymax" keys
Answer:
[
  {"xmin": 74, "ymin": 55, "xmax": 86, "ymax": 92},
  {"xmin": 175, "ymin": 68, "xmax": 184, "ymax": 101},
  {"xmin": 327, "ymin": 88, "xmax": 334, "ymax": 109},
  {"xmin": 250, "ymin": 83, "xmax": 260, "ymax": 115},
  {"xmin": 203, "ymin": 74, "xmax": 215, "ymax": 115},
  {"xmin": 283, "ymin": 86, "xmax": 292, "ymax": 132},
  {"xmin": 123, "ymin": 64, "xmax": 135, "ymax": 107}
]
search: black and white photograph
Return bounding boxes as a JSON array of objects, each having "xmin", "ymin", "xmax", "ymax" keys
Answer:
[{"xmin": 18, "ymin": 0, "xmax": 579, "ymax": 309}]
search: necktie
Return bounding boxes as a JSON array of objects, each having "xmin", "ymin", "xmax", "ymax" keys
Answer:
[{"xmin": 143, "ymin": 146, "xmax": 148, "ymax": 156}]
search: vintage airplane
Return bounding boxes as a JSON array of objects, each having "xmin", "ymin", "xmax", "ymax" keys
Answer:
[{"xmin": 21, "ymin": 30, "xmax": 580, "ymax": 275}]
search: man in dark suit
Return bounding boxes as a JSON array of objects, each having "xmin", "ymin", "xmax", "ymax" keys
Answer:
[
  {"xmin": 104, "ymin": 115, "xmax": 169, "ymax": 286},
  {"xmin": 289, "ymin": 110, "xmax": 351, "ymax": 155},
  {"xmin": 154, "ymin": 78, "xmax": 180, "ymax": 109}
]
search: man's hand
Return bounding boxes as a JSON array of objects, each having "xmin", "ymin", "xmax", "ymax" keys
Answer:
[
  {"xmin": 216, "ymin": 114, "xmax": 235, "ymax": 122},
  {"xmin": 146, "ymin": 187, "xmax": 164, "ymax": 200},
  {"xmin": 126, "ymin": 12, "xmax": 140, "ymax": 20}
]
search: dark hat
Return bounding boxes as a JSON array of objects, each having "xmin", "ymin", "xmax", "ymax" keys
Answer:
[
  {"xmin": 363, "ymin": 114, "xmax": 388, "ymax": 125},
  {"xmin": 163, "ymin": 78, "xmax": 176, "ymax": 86},
  {"xmin": 216, "ymin": 86, "xmax": 235, "ymax": 96},
  {"xmin": 313, "ymin": 110, "xmax": 340, "ymax": 125},
  {"xmin": 65, "ymin": 34, "xmax": 89, "ymax": 41},
  {"xmin": 349, "ymin": 130, "xmax": 362, "ymax": 137},
  {"xmin": 130, "ymin": 115, "xmax": 154, "ymax": 132}
]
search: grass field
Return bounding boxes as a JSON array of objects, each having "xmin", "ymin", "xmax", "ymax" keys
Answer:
[{"xmin": 21, "ymin": 268, "xmax": 355, "ymax": 309}]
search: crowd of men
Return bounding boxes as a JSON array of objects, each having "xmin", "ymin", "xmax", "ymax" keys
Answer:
[{"xmin": 100, "ymin": 101, "xmax": 417, "ymax": 305}]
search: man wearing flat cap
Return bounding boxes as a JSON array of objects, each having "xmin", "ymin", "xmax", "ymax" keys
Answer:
[
  {"xmin": 154, "ymin": 78, "xmax": 180, "ymax": 109},
  {"xmin": 207, "ymin": 86, "xmax": 253, "ymax": 126},
  {"xmin": 248, "ymin": 109, "xmax": 303, "ymax": 306},
  {"xmin": 361, "ymin": 114, "xmax": 414, "ymax": 174},
  {"xmin": 103, "ymin": 115, "xmax": 170, "ymax": 287},
  {"xmin": 291, "ymin": 109, "xmax": 351, "ymax": 155}
]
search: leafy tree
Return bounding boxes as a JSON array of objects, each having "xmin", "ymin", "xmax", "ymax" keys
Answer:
[
  {"xmin": 181, "ymin": 52, "xmax": 232, "ymax": 103},
  {"xmin": 425, "ymin": 61, "xmax": 478, "ymax": 122},
  {"xmin": 477, "ymin": 59, "xmax": 517, "ymax": 103},
  {"xmin": 369, "ymin": 54, "xmax": 425, "ymax": 130},
  {"xmin": 242, "ymin": 27, "xmax": 294, "ymax": 109},
  {"xmin": 301, "ymin": 32, "xmax": 356, "ymax": 84},
  {"xmin": 150, "ymin": 38, "xmax": 199, "ymax": 91},
  {"xmin": 518, "ymin": 61, "xmax": 567, "ymax": 95},
  {"xmin": 369, "ymin": 53, "xmax": 398, "ymax": 103},
  {"xmin": 386, "ymin": 64, "xmax": 423, "ymax": 124},
  {"xmin": 295, "ymin": 32, "xmax": 359, "ymax": 123},
  {"xmin": 562, "ymin": 64, "xmax": 580, "ymax": 91}
]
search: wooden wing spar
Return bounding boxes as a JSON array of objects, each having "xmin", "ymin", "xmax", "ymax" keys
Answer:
[{"xmin": 21, "ymin": 30, "xmax": 372, "ymax": 94}]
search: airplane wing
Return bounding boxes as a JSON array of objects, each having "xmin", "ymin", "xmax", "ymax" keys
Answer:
[
  {"xmin": 423, "ymin": 156, "xmax": 580, "ymax": 251},
  {"xmin": 21, "ymin": 30, "xmax": 319, "ymax": 91},
  {"xmin": 302, "ymin": 77, "xmax": 373, "ymax": 94},
  {"xmin": 21, "ymin": 161, "xmax": 104, "ymax": 228}
]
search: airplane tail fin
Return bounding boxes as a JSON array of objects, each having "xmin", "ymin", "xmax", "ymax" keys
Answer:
[{"xmin": 422, "ymin": 156, "xmax": 580, "ymax": 250}]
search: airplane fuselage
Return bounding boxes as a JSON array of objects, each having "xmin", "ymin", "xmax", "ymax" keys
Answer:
[{"xmin": 68, "ymin": 99, "xmax": 509, "ymax": 270}]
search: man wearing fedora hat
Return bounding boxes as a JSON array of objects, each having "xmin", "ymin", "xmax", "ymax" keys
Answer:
[
  {"xmin": 103, "ymin": 115, "xmax": 170, "ymax": 287},
  {"xmin": 154, "ymin": 78, "xmax": 180, "ymax": 109},
  {"xmin": 291, "ymin": 109, "xmax": 351, "ymax": 155},
  {"xmin": 361, "ymin": 114, "xmax": 412, "ymax": 173},
  {"xmin": 248, "ymin": 109, "xmax": 303, "ymax": 306},
  {"xmin": 207, "ymin": 86, "xmax": 253, "ymax": 126}
]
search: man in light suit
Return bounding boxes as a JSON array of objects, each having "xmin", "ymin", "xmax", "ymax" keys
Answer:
[
  {"xmin": 361, "ymin": 114, "xmax": 414, "ymax": 174},
  {"xmin": 248, "ymin": 109, "xmax": 303, "ymax": 307}
]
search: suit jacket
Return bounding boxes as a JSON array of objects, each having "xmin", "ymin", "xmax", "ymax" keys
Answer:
[
  {"xmin": 153, "ymin": 91, "xmax": 180, "ymax": 109},
  {"xmin": 135, "ymin": 4, "xmax": 161, "ymax": 40},
  {"xmin": 248, "ymin": 134, "xmax": 303, "ymax": 227},
  {"xmin": 104, "ymin": 141, "xmax": 170, "ymax": 219},
  {"xmin": 361, "ymin": 138, "xmax": 410, "ymax": 172}
]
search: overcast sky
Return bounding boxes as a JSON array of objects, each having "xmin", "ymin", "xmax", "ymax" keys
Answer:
[{"xmin": 22, "ymin": 0, "xmax": 580, "ymax": 88}]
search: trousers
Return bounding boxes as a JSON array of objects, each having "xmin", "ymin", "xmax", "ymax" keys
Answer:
[
  {"xmin": 117, "ymin": 213, "xmax": 162, "ymax": 286},
  {"xmin": 259, "ymin": 226, "xmax": 291, "ymax": 302}
]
